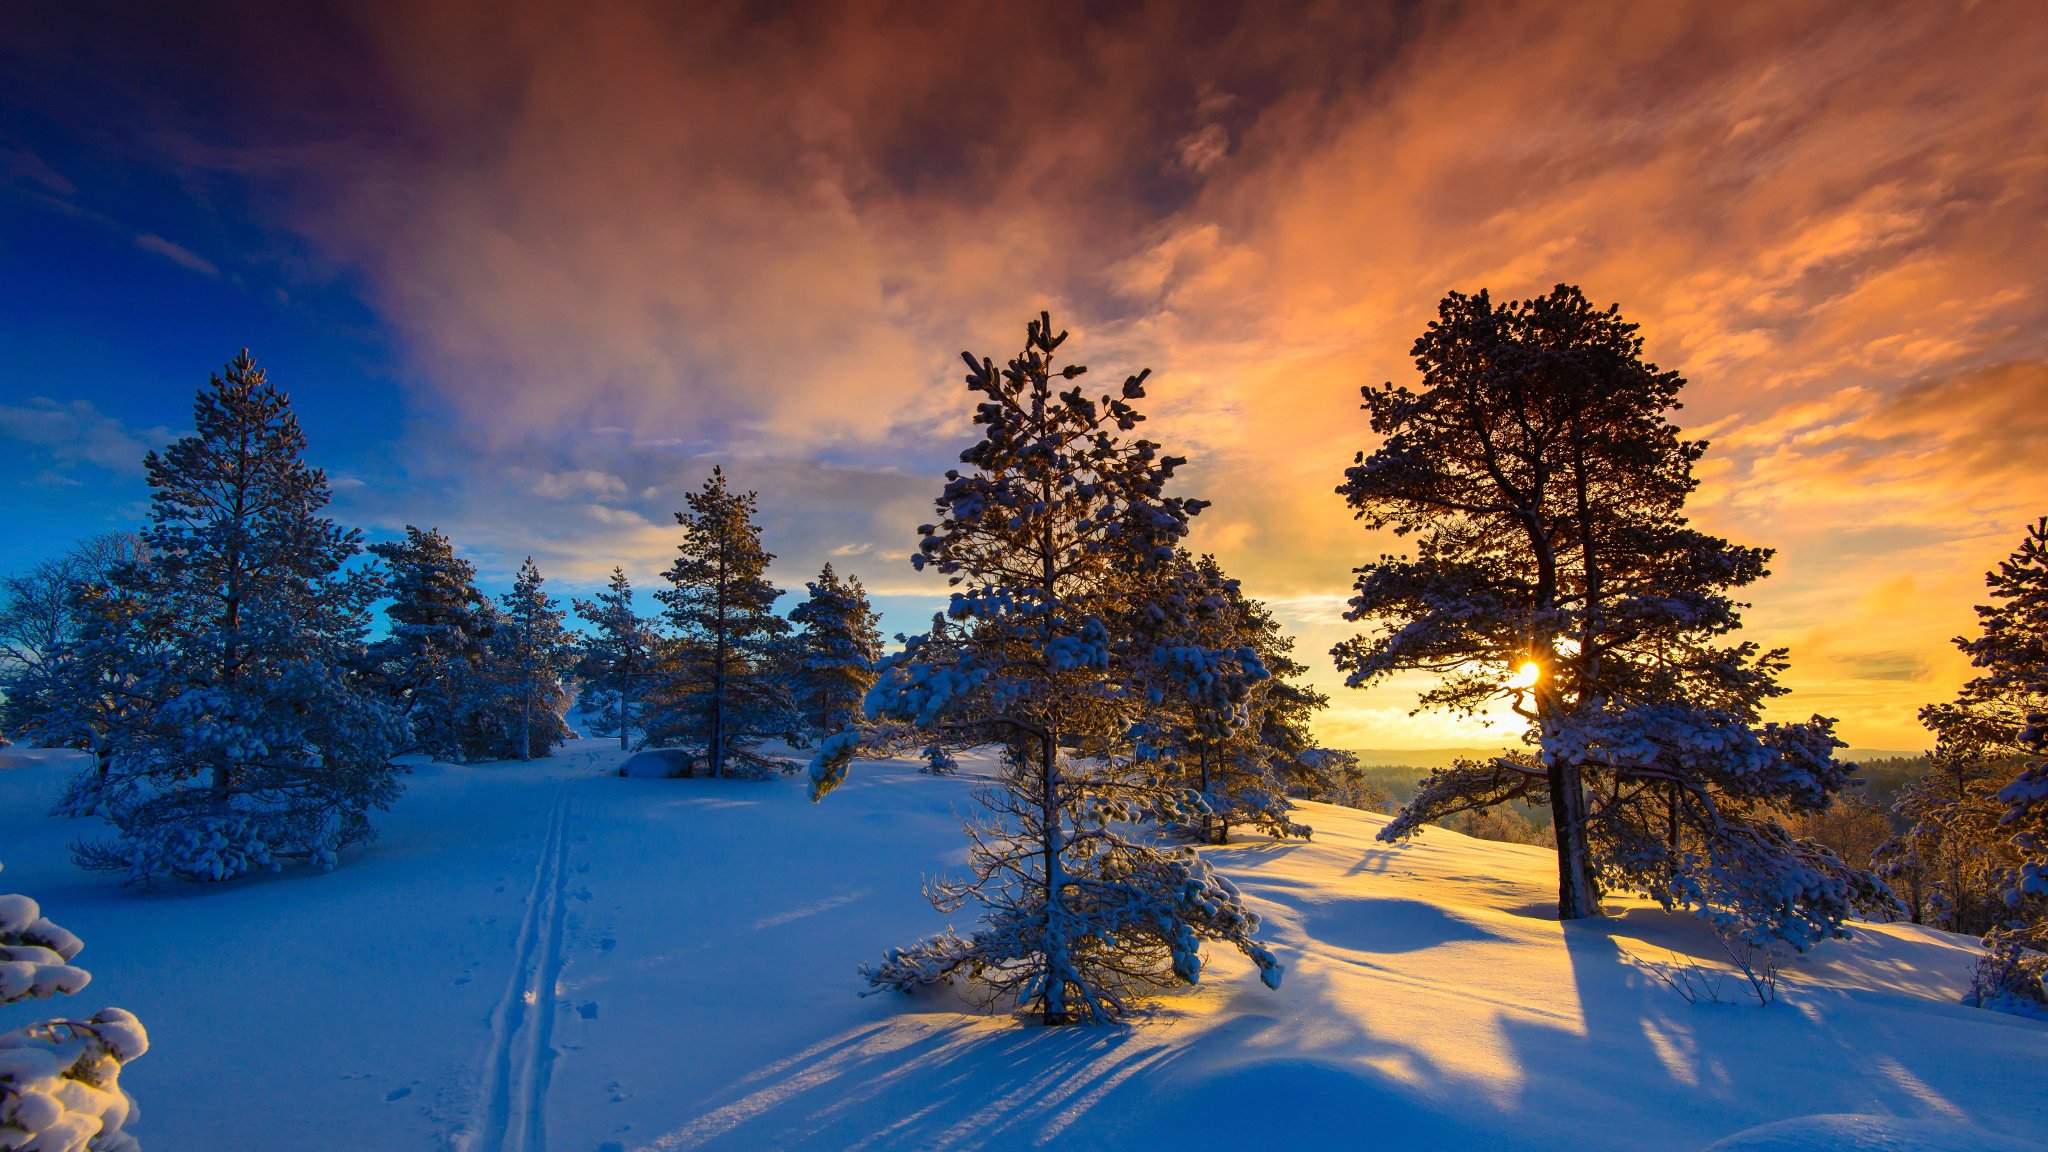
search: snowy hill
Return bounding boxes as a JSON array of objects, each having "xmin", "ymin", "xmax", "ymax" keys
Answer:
[{"xmin": 1, "ymin": 745, "xmax": 2041, "ymax": 1151}]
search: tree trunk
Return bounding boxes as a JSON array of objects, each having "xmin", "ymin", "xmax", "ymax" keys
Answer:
[
  {"xmin": 1548, "ymin": 755, "xmax": 1597, "ymax": 920},
  {"xmin": 1039, "ymin": 728, "xmax": 1068, "ymax": 1025}
]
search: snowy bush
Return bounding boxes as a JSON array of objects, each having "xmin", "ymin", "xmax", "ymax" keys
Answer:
[{"xmin": 1, "ymin": 866, "xmax": 146, "ymax": 1151}]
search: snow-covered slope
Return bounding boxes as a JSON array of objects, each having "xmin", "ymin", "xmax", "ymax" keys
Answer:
[{"xmin": 0, "ymin": 746, "xmax": 2040, "ymax": 1151}]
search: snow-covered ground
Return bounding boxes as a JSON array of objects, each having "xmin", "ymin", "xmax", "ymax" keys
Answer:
[{"xmin": 2, "ymin": 744, "xmax": 2042, "ymax": 1151}]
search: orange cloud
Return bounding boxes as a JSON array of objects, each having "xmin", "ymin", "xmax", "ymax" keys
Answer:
[{"xmin": 171, "ymin": 0, "xmax": 2048, "ymax": 750}]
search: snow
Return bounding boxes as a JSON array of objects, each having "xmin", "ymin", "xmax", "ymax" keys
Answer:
[{"xmin": 0, "ymin": 745, "xmax": 2042, "ymax": 1151}]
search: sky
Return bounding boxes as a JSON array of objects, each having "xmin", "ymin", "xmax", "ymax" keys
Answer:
[{"xmin": 2, "ymin": 0, "xmax": 2044, "ymax": 752}]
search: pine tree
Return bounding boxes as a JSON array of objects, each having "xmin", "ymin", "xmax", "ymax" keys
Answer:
[
  {"xmin": 63, "ymin": 351, "xmax": 406, "ymax": 882},
  {"xmin": 787, "ymin": 564, "xmax": 881, "ymax": 738},
  {"xmin": 480, "ymin": 558, "xmax": 575, "ymax": 761},
  {"xmin": 1338, "ymin": 287, "xmax": 1887, "ymax": 946},
  {"xmin": 365, "ymin": 526, "xmax": 492, "ymax": 762},
  {"xmin": 646, "ymin": 467, "xmax": 795, "ymax": 778},
  {"xmin": 1, "ymin": 862, "xmax": 148, "ymax": 1151},
  {"xmin": 1132, "ymin": 553, "xmax": 1317, "ymax": 844},
  {"xmin": 573, "ymin": 568, "xmax": 659, "ymax": 751},
  {"xmin": 811, "ymin": 313, "xmax": 1281, "ymax": 1023},
  {"xmin": 1887, "ymin": 518, "xmax": 2048, "ymax": 1013}
]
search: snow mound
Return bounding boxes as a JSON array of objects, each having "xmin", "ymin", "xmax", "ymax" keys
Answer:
[
  {"xmin": 617, "ymin": 748, "xmax": 696, "ymax": 778},
  {"xmin": 1701, "ymin": 1114, "xmax": 2044, "ymax": 1152}
]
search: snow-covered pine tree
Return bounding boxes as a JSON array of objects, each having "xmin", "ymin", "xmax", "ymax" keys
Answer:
[
  {"xmin": 1, "ymin": 862, "xmax": 148, "ymax": 1151},
  {"xmin": 1125, "ymin": 552, "xmax": 1302, "ymax": 845},
  {"xmin": 811, "ymin": 313, "xmax": 1282, "ymax": 1023},
  {"xmin": 1338, "ymin": 286, "xmax": 1888, "ymax": 946},
  {"xmin": 365, "ymin": 525, "xmax": 492, "ymax": 762},
  {"xmin": 65, "ymin": 351, "xmax": 406, "ymax": 882},
  {"xmin": 1885, "ymin": 517, "xmax": 2048, "ymax": 1014},
  {"xmin": 573, "ymin": 567, "xmax": 659, "ymax": 751},
  {"xmin": 645, "ymin": 467, "xmax": 796, "ymax": 778},
  {"xmin": 477, "ymin": 558, "xmax": 575, "ymax": 762},
  {"xmin": 787, "ymin": 564, "xmax": 881, "ymax": 739}
]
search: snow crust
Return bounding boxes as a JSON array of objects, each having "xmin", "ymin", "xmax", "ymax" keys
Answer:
[{"xmin": 0, "ymin": 745, "xmax": 2041, "ymax": 1150}]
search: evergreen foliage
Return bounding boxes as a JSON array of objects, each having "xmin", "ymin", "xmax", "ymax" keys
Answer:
[
  {"xmin": 646, "ymin": 467, "xmax": 796, "ymax": 777},
  {"xmin": 812, "ymin": 313, "xmax": 1281, "ymax": 1023},
  {"xmin": 1127, "ymin": 553, "xmax": 1305, "ymax": 844},
  {"xmin": 476, "ymin": 558, "xmax": 576, "ymax": 761},
  {"xmin": 52, "ymin": 352, "xmax": 406, "ymax": 882},
  {"xmin": 1881, "ymin": 517, "xmax": 2048, "ymax": 1014},
  {"xmin": 1, "ymin": 863, "xmax": 148, "ymax": 1152},
  {"xmin": 365, "ymin": 526, "xmax": 492, "ymax": 762},
  {"xmin": 573, "ymin": 568, "xmax": 659, "ymax": 751},
  {"xmin": 1338, "ymin": 286, "xmax": 1888, "ymax": 946},
  {"xmin": 787, "ymin": 564, "xmax": 882, "ymax": 739}
]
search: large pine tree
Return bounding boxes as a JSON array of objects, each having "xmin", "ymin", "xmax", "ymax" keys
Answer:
[
  {"xmin": 366, "ymin": 525, "xmax": 492, "ymax": 762},
  {"xmin": 1338, "ymin": 287, "xmax": 1886, "ymax": 945},
  {"xmin": 787, "ymin": 563, "xmax": 881, "ymax": 739},
  {"xmin": 647, "ymin": 467, "xmax": 795, "ymax": 777},
  {"xmin": 573, "ymin": 567, "xmax": 659, "ymax": 751},
  {"xmin": 812, "ymin": 313, "xmax": 1281, "ymax": 1023},
  {"xmin": 63, "ymin": 351, "xmax": 406, "ymax": 882}
]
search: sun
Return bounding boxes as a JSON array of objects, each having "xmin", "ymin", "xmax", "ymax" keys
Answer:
[{"xmin": 1508, "ymin": 661, "xmax": 1541, "ymax": 690}]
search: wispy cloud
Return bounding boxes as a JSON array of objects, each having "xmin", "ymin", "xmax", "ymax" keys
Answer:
[
  {"xmin": 0, "ymin": 397, "xmax": 167, "ymax": 474},
  {"xmin": 133, "ymin": 232, "xmax": 219, "ymax": 276}
]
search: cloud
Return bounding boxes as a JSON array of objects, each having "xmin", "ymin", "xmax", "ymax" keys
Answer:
[
  {"xmin": 133, "ymin": 232, "xmax": 219, "ymax": 276},
  {"xmin": 0, "ymin": 397, "xmax": 166, "ymax": 474},
  {"xmin": 0, "ymin": 146, "xmax": 75, "ymax": 196},
  {"xmin": 133, "ymin": 0, "xmax": 2048, "ymax": 749}
]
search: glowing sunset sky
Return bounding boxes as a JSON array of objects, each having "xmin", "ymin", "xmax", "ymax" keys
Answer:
[{"xmin": 3, "ymin": 1, "xmax": 2044, "ymax": 751}]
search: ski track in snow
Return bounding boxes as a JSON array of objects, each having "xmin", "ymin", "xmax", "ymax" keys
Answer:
[{"xmin": 473, "ymin": 777, "xmax": 577, "ymax": 1152}]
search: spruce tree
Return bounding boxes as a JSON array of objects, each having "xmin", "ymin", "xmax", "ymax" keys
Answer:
[
  {"xmin": 1338, "ymin": 287, "xmax": 1887, "ymax": 945},
  {"xmin": 647, "ymin": 467, "xmax": 795, "ymax": 777},
  {"xmin": 1, "ymin": 862, "xmax": 148, "ymax": 1150},
  {"xmin": 65, "ymin": 351, "xmax": 406, "ymax": 882},
  {"xmin": 365, "ymin": 525, "xmax": 492, "ymax": 762},
  {"xmin": 481, "ymin": 558, "xmax": 575, "ymax": 761},
  {"xmin": 811, "ymin": 313, "xmax": 1281, "ymax": 1023},
  {"xmin": 787, "ymin": 564, "xmax": 881, "ymax": 738},
  {"xmin": 573, "ymin": 567, "xmax": 659, "ymax": 751}
]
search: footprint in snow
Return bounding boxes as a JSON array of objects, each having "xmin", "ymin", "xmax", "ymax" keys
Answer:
[
  {"xmin": 452, "ymin": 977, "xmax": 470, "ymax": 986},
  {"xmin": 578, "ymin": 1001, "xmax": 599, "ymax": 1020},
  {"xmin": 598, "ymin": 936, "xmax": 617, "ymax": 952},
  {"xmin": 385, "ymin": 1087, "xmax": 412, "ymax": 1102}
]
